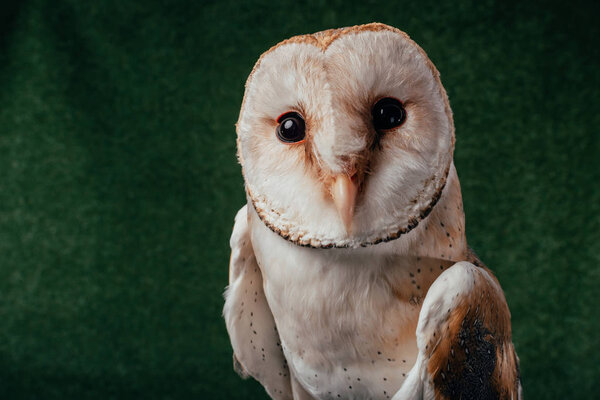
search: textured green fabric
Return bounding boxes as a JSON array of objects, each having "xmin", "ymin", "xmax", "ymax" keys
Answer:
[{"xmin": 0, "ymin": 0, "xmax": 598, "ymax": 399}]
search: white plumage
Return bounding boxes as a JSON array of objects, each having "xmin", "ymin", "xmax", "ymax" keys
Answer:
[{"xmin": 224, "ymin": 23, "xmax": 521, "ymax": 400}]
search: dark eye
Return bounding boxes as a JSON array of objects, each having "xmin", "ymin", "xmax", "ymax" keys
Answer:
[
  {"xmin": 372, "ymin": 97, "xmax": 406, "ymax": 131},
  {"xmin": 276, "ymin": 112, "xmax": 306, "ymax": 143}
]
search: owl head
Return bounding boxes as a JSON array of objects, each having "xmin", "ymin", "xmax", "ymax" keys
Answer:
[{"xmin": 237, "ymin": 23, "xmax": 454, "ymax": 249}]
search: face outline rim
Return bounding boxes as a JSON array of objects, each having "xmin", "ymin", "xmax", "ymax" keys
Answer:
[{"xmin": 246, "ymin": 163, "xmax": 450, "ymax": 249}]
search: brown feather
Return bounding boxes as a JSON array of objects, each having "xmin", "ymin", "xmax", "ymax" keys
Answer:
[{"xmin": 425, "ymin": 262, "xmax": 519, "ymax": 400}]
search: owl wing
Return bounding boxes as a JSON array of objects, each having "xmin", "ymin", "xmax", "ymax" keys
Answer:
[
  {"xmin": 223, "ymin": 205, "xmax": 293, "ymax": 400},
  {"xmin": 394, "ymin": 260, "xmax": 522, "ymax": 400}
]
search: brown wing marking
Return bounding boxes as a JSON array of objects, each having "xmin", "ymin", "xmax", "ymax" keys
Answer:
[{"xmin": 425, "ymin": 264, "xmax": 520, "ymax": 400}]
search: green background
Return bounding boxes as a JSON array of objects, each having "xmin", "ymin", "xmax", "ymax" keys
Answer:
[{"xmin": 0, "ymin": 0, "xmax": 598, "ymax": 399}]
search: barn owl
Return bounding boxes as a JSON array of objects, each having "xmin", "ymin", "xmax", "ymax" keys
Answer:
[{"xmin": 223, "ymin": 23, "xmax": 521, "ymax": 400}]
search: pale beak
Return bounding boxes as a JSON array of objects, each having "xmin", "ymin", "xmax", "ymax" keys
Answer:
[{"xmin": 331, "ymin": 174, "xmax": 358, "ymax": 234}]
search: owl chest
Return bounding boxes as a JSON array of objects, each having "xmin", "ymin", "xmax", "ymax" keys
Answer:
[{"xmin": 255, "ymin": 247, "xmax": 427, "ymax": 399}]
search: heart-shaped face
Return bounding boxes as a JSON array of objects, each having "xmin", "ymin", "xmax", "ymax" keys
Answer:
[{"xmin": 237, "ymin": 23, "xmax": 454, "ymax": 248}]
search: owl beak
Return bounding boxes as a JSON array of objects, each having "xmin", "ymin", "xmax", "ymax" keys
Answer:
[{"xmin": 331, "ymin": 173, "xmax": 358, "ymax": 234}]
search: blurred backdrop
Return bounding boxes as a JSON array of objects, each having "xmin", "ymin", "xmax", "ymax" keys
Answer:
[{"xmin": 0, "ymin": 0, "xmax": 598, "ymax": 399}]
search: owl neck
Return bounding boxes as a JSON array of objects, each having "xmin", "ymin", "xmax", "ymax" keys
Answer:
[{"xmin": 397, "ymin": 162, "xmax": 469, "ymax": 262}]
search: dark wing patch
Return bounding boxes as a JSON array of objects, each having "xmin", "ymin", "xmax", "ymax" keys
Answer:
[{"xmin": 426, "ymin": 266, "xmax": 520, "ymax": 400}]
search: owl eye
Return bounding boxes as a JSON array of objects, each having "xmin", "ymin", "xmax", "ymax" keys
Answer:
[
  {"xmin": 276, "ymin": 112, "xmax": 306, "ymax": 143},
  {"xmin": 372, "ymin": 97, "xmax": 406, "ymax": 131}
]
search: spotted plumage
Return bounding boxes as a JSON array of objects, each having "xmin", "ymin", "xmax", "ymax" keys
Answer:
[{"xmin": 223, "ymin": 23, "xmax": 521, "ymax": 400}]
